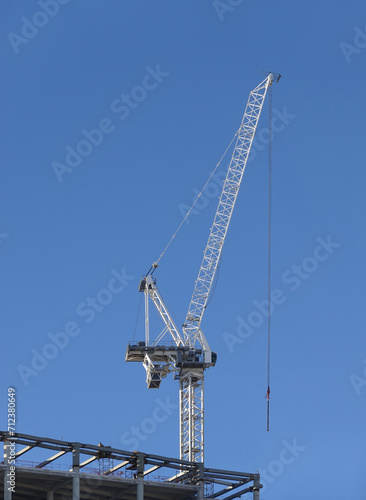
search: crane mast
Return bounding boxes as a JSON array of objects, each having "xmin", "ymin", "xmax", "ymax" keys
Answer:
[{"xmin": 125, "ymin": 73, "xmax": 280, "ymax": 464}]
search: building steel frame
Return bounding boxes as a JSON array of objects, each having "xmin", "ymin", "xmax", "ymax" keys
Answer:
[{"xmin": 1, "ymin": 432, "xmax": 262, "ymax": 500}]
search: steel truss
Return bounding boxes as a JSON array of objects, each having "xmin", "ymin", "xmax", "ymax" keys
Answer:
[
  {"xmin": 180, "ymin": 370, "xmax": 204, "ymax": 463},
  {"xmin": 183, "ymin": 75, "xmax": 274, "ymax": 347},
  {"xmin": 0, "ymin": 431, "xmax": 263, "ymax": 500}
]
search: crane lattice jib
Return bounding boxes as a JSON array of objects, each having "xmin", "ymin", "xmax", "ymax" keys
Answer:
[{"xmin": 183, "ymin": 74, "xmax": 273, "ymax": 347}]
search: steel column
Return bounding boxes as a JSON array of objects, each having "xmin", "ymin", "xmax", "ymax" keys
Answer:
[
  {"xmin": 136, "ymin": 452, "xmax": 145, "ymax": 500},
  {"xmin": 4, "ymin": 440, "xmax": 12, "ymax": 500},
  {"xmin": 196, "ymin": 462, "xmax": 204, "ymax": 500},
  {"xmin": 72, "ymin": 444, "xmax": 80, "ymax": 500},
  {"xmin": 253, "ymin": 474, "xmax": 261, "ymax": 500},
  {"xmin": 137, "ymin": 478, "xmax": 144, "ymax": 500}
]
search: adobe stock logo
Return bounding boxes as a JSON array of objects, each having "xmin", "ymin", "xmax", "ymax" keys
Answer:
[
  {"xmin": 223, "ymin": 235, "xmax": 340, "ymax": 353},
  {"xmin": 178, "ymin": 106, "xmax": 296, "ymax": 224},
  {"xmin": 260, "ymin": 439, "xmax": 306, "ymax": 493},
  {"xmin": 7, "ymin": 0, "xmax": 72, "ymax": 55},
  {"xmin": 213, "ymin": 0, "xmax": 245, "ymax": 22},
  {"xmin": 339, "ymin": 24, "xmax": 366, "ymax": 63},
  {"xmin": 17, "ymin": 267, "xmax": 134, "ymax": 386},
  {"xmin": 51, "ymin": 64, "xmax": 170, "ymax": 183},
  {"xmin": 120, "ymin": 397, "xmax": 178, "ymax": 451},
  {"xmin": 349, "ymin": 358, "xmax": 366, "ymax": 396}
]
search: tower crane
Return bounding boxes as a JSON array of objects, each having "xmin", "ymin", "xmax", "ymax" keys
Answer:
[{"xmin": 125, "ymin": 72, "xmax": 280, "ymax": 463}]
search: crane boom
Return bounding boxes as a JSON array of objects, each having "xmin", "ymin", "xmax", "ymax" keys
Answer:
[{"xmin": 183, "ymin": 74, "xmax": 276, "ymax": 348}]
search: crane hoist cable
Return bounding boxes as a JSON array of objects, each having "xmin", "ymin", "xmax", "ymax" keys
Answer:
[
  {"xmin": 132, "ymin": 292, "xmax": 143, "ymax": 341},
  {"xmin": 266, "ymin": 83, "xmax": 273, "ymax": 432},
  {"xmin": 145, "ymin": 129, "xmax": 240, "ymax": 276}
]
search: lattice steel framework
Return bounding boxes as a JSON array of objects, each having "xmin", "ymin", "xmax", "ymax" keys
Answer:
[
  {"xmin": 144, "ymin": 275, "xmax": 184, "ymax": 347},
  {"xmin": 126, "ymin": 73, "xmax": 279, "ymax": 465},
  {"xmin": 183, "ymin": 75, "xmax": 274, "ymax": 348},
  {"xmin": 179, "ymin": 371, "xmax": 204, "ymax": 463},
  {"xmin": 0, "ymin": 431, "xmax": 263, "ymax": 500}
]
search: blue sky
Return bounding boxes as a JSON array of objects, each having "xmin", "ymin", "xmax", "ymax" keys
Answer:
[{"xmin": 1, "ymin": 0, "xmax": 366, "ymax": 498}]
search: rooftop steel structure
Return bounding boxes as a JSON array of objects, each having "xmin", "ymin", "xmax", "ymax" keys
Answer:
[{"xmin": 1, "ymin": 431, "xmax": 262, "ymax": 500}]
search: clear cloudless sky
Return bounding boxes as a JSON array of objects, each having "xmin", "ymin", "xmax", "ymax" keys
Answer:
[{"xmin": 1, "ymin": 1, "xmax": 366, "ymax": 498}]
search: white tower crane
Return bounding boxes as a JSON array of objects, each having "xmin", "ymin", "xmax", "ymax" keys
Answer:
[{"xmin": 125, "ymin": 72, "xmax": 280, "ymax": 463}]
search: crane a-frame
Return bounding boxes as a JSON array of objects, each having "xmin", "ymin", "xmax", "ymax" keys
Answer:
[{"xmin": 126, "ymin": 72, "xmax": 280, "ymax": 463}]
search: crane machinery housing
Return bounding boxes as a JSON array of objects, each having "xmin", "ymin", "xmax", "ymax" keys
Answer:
[{"xmin": 125, "ymin": 72, "xmax": 281, "ymax": 464}]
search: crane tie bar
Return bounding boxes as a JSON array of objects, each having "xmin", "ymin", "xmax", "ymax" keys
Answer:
[{"xmin": 148, "ymin": 129, "xmax": 240, "ymax": 275}]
